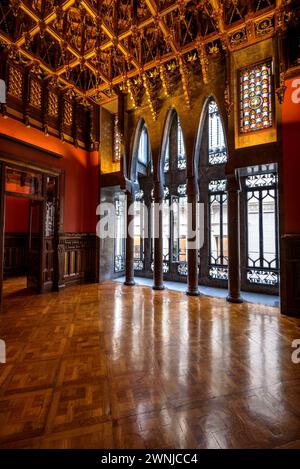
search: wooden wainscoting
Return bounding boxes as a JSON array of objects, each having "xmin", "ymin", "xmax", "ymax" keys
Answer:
[
  {"xmin": 58, "ymin": 233, "xmax": 99, "ymax": 288},
  {"xmin": 4, "ymin": 233, "xmax": 28, "ymax": 277},
  {"xmin": 281, "ymin": 234, "xmax": 300, "ymax": 318}
]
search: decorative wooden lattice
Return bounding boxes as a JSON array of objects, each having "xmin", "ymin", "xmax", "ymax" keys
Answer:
[
  {"xmin": 29, "ymin": 79, "xmax": 42, "ymax": 109},
  {"xmin": 48, "ymin": 91, "xmax": 58, "ymax": 118},
  {"xmin": 0, "ymin": 1, "xmax": 291, "ymax": 107},
  {"xmin": 8, "ymin": 66, "xmax": 23, "ymax": 100},
  {"xmin": 63, "ymin": 101, "xmax": 73, "ymax": 126}
]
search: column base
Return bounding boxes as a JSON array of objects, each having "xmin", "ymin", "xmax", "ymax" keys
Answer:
[
  {"xmin": 124, "ymin": 280, "xmax": 135, "ymax": 286},
  {"xmin": 186, "ymin": 289, "xmax": 200, "ymax": 297},
  {"xmin": 226, "ymin": 294, "xmax": 243, "ymax": 304},
  {"xmin": 152, "ymin": 285, "xmax": 165, "ymax": 291}
]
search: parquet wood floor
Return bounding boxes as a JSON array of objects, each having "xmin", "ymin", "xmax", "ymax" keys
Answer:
[{"xmin": 1, "ymin": 276, "xmax": 300, "ymax": 449}]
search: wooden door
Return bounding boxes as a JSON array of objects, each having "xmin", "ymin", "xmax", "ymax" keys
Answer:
[{"xmin": 27, "ymin": 200, "xmax": 43, "ymax": 292}]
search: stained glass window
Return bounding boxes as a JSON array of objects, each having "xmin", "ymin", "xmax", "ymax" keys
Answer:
[{"xmin": 240, "ymin": 61, "xmax": 273, "ymax": 134}]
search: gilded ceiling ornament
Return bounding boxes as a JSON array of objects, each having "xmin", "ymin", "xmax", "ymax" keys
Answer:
[
  {"xmin": 7, "ymin": 44, "xmax": 20, "ymax": 62},
  {"xmin": 246, "ymin": 20, "xmax": 254, "ymax": 40},
  {"xmin": 142, "ymin": 73, "xmax": 157, "ymax": 121},
  {"xmin": 255, "ymin": 17, "xmax": 274, "ymax": 37},
  {"xmin": 30, "ymin": 61, "xmax": 41, "ymax": 76},
  {"xmin": 167, "ymin": 61, "xmax": 177, "ymax": 72},
  {"xmin": 229, "ymin": 28, "xmax": 247, "ymax": 47},
  {"xmin": 208, "ymin": 43, "xmax": 220, "ymax": 55},
  {"xmin": 224, "ymin": 82, "xmax": 232, "ymax": 117},
  {"xmin": 126, "ymin": 80, "xmax": 137, "ymax": 108},
  {"xmin": 0, "ymin": 0, "xmax": 292, "ymax": 108},
  {"xmin": 48, "ymin": 75, "xmax": 59, "ymax": 89},
  {"xmin": 196, "ymin": 42, "xmax": 209, "ymax": 85},
  {"xmin": 159, "ymin": 65, "xmax": 170, "ymax": 97},
  {"xmin": 187, "ymin": 53, "xmax": 197, "ymax": 63},
  {"xmin": 9, "ymin": 0, "xmax": 20, "ymax": 17},
  {"xmin": 178, "ymin": 57, "xmax": 191, "ymax": 110},
  {"xmin": 24, "ymin": 32, "xmax": 31, "ymax": 50},
  {"xmin": 38, "ymin": 21, "xmax": 46, "ymax": 40}
]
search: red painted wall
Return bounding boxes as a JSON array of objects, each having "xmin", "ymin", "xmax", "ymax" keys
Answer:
[
  {"xmin": 5, "ymin": 196, "xmax": 30, "ymax": 233},
  {"xmin": 282, "ymin": 77, "xmax": 300, "ymax": 233},
  {"xmin": 0, "ymin": 117, "xmax": 99, "ymax": 233}
]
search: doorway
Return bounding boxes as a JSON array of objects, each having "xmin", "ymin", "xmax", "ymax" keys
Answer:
[
  {"xmin": 0, "ymin": 161, "xmax": 61, "ymax": 307},
  {"xmin": 3, "ymin": 195, "xmax": 31, "ymax": 299}
]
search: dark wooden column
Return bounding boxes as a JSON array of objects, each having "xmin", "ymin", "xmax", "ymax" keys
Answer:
[
  {"xmin": 186, "ymin": 177, "xmax": 200, "ymax": 296},
  {"xmin": 124, "ymin": 190, "xmax": 135, "ymax": 286},
  {"xmin": 153, "ymin": 181, "xmax": 165, "ymax": 290},
  {"xmin": 226, "ymin": 173, "xmax": 243, "ymax": 303}
]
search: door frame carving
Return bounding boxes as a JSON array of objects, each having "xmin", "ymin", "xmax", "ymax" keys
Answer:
[{"xmin": 0, "ymin": 152, "xmax": 64, "ymax": 308}]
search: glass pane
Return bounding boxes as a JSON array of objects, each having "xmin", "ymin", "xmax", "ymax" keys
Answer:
[
  {"xmin": 114, "ymin": 196, "xmax": 125, "ymax": 272},
  {"xmin": 162, "ymin": 199, "xmax": 170, "ymax": 261},
  {"xmin": 172, "ymin": 197, "xmax": 179, "ymax": 261},
  {"xmin": 137, "ymin": 126, "xmax": 148, "ymax": 165},
  {"xmin": 134, "ymin": 200, "xmax": 142, "ymax": 260},
  {"xmin": 245, "ymin": 170, "xmax": 279, "ymax": 287},
  {"xmin": 208, "ymin": 179, "xmax": 228, "ymax": 279},
  {"xmin": 178, "ymin": 196, "xmax": 187, "ymax": 261},
  {"xmin": 247, "ymin": 192, "xmax": 260, "ymax": 267},
  {"xmin": 222, "ymin": 194, "xmax": 228, "ymax": 265},
  {"xmin": 262, "ymin": 190, "xmax": 276, "ymax": 268},
  {"xmin": 210, "ymin": 195, "xmax": 221, "ymax": 264},
  {"xmin": 5, "ymin": 167, "xmax": 42, "ymax": 196},
  {"xmin": 208, "ymin": 100, "xmax": 227, "ymax": 165},
  {"xmin": 177, "ymin": 119, "xmax": 186, "ymax": 170},
  {"xmin": 164, "ymin": 138, "xmax": 169, "ymax": 172}
]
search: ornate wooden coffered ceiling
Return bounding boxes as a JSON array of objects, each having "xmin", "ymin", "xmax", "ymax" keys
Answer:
[{"xmin": 0, "ymin": 0, "xmax": 296, "ymax": 108}]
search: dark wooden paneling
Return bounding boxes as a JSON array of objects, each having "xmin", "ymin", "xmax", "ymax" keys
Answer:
[
  {"xmin": 4, "ymin": 233, "xmax": 28, "ymax": 277},
  {"xmin": 3, "ymin": 232, "xmax": 98, "ymax": 289},
  {"xmin": 58, "ymin": 233, "xmax": 98, "ymax": 288},
  {"xmin": 42, "ymin": 236, "xmax": 54, "ymax": 293},
  {"xmin": 281, "ymin": 235, "xmax": 300, "ymax": 317}
]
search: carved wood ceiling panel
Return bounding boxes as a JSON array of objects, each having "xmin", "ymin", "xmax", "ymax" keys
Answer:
[{"xmin": 0, "ymin": 0, "xmax": 297, "ymax": 107}]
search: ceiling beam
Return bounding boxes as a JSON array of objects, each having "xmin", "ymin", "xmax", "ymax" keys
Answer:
[{"xmin": 0, "ymin": 0, "xmax": 283, "ymax": 104}]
